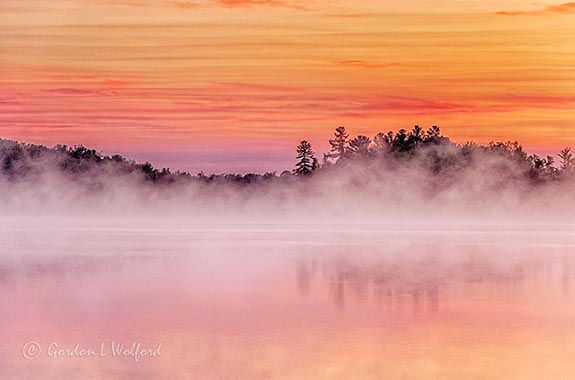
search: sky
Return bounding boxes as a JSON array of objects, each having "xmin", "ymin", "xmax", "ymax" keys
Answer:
[{"xmin": 1, "ymin": 0, "xmax": 574, "ymax": 173}]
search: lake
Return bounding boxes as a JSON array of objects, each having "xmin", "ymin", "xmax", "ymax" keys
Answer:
[{"xmin": 1, "ymin": 220, "xmax": 575, "ymax": 379}]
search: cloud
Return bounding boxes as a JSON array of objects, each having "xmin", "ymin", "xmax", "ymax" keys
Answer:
[
  {"xmin": 325, "ymin": 13, "xmax": 372, "ymax": 18},
  {"xmin": 172, "ymin": 1, "xmax": 200, "ymax": 8},
  {"xmin": 44, "ymin": 88, "xmax": 103, "ymax": 96},
  {"xmin": 495, "ymin": 2, "xmax": 575, "ymax": 16},
  {"xmin": 97, "ymin": 0, "xmax": 158, "ymax": 7},
  {"xmin": 214, "ymin": 82, "xmax": 303, "ymax": 92},
  {"xmin": 169, "ymin": 0, "xmax": 308, "ymax": 10},
  {"xmin": 214, "ymin": 0, "xmax": 308, "ymax": 9},
  {"xmin": 101, "ymin": 79, "xmax": 133, "ymax": 88},
  {"xmin": 332, "ymin": 60, "xmax": 403, "ymax": 70}
]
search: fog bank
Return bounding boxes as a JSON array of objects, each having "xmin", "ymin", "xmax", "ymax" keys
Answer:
[{"xmin": 1, "ymin": 134, "xmax": 574, "ymax": 226}]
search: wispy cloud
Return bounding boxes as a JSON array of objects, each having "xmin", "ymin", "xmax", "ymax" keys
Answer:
[
  {"xmin": 169, "ymin": 0, "xmax": 309, "ymax": 10},
  {"xmin": 91, "ymin": 0, "xmax": 157, "ymax": 8},
  {"xmin": 172, "ymin": 1, "xmax": 200, "ymax": 9},
  {"xmin": 332, "ymin": 60, "xmax": 403, "ymax": 70},
  {"xmin": 325, "ymin": 13, "xmax": 372, "ymax": 18},
  {"xmin": 214, "ymin": 0, "xmax": 308, "ymax": 9},
  {"xmin": 495, "ymin": 2, "xmax": 575, "ymax": 16}
]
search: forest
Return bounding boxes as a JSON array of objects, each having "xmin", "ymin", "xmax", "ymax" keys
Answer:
[{"xmin": 1, "ymin": 125, "xmax": 573, "ymax": 186}]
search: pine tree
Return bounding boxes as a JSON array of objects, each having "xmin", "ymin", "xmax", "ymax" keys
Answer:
[
  {"xmin": 424, "ymin": 125, "xmax": 441, "ymax": 143},
  {"xmin": 326, "ymin": 126, "xmax": 349, "ymax": 162},
  {"xmin": 392, "ymin": 129, "xmax": 409, "ymax": 151},
  {"xmin": 348, "ymin": 135, "xmax": 372, "ymax": 157},
  {"xmin": 407, "ymin": 125, "xmax": 424, "ymax": 148},
  {"xmin": 558, "ymin": 147, "xmax": 574, "ymax": 176},
  {"xmin": 294, "ymin": 140, "xmax": 318, "ymax": 175},
  {"xmin": 372, "ymin": 132, "xmax": 392, "ymax": 156}
]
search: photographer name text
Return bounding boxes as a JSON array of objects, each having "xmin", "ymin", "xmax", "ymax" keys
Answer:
[{"xmin": 22, "ymin": 341, "xmax": 162, "ymax": 362}]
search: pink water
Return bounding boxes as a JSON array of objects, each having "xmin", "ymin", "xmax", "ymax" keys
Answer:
[{"xmin": 1, "ymin": 222, "xmax": 575, "ymax": 379}]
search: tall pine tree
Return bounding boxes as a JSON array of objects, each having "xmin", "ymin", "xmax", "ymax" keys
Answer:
[
  {"xmin": 325, "ymin": 126, "xmax": 349, "ymax": 162},
  {"xmin": 294, "ymin": 140, "xmax": 318, "ymax": 175},
  {"xmin": 348, "ymin": 135, "xmax": 372, "ymax": 157},
  {"xmin": 558, "ymin": 147, "xmax": 574, "ymax": 176}
]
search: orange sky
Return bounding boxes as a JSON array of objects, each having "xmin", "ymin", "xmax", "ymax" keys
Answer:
[{"xmin": 1, "ymin": 0, "xmax": 574, "ymax": 172}]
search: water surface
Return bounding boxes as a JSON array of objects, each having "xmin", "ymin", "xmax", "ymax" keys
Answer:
[{"xmin": 1, "ymin": 222, "xmax": 575, "ymax": 379}]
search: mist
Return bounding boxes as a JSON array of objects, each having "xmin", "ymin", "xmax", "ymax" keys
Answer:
[
  {"xmin": 2, "ymin": 128, "xmax": 575, "ymax": 380},
  {"xmin": 1, "ymin": 127, "xmax": 574, "ymax": 227}
]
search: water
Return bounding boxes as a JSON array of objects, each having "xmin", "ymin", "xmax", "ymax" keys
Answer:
[{"xmin": 1, "ymin": 221, "xmax": 575, "ymax": 379}]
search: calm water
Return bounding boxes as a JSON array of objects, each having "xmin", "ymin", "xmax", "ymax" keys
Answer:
[{"xmin": 1, "ymin": 221, "xmax": 575, "ymax": 379}]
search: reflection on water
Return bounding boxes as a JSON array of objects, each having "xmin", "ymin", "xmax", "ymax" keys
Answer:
[
  {"xmin": 305, "ymin": 252, "xmax": 553, "ymax": 314},
  {"xmin": 1, "ymin": 223, "xmax": 575, "ymax": 379}
]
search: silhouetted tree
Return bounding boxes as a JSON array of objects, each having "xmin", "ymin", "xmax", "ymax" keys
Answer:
[
  {"xmin": 407, "ymin": 125, "xmax": 424, "ymax": 147},
  {"xmin": 489, "ymin": 141, "xmax": 528, "ymax": 162},
  {"xmin": 558, "ymin": 147, "xmax": 574, "ymax": 176},
  {"xmin": 348, "ymin": 135, "xmax": 372, "ymax": 157},
  {"xmin": 425, "ymin": 125, "xmax": 441, "ymax": 141},
  {"xmin": 326, "ymin": 126, "xmax": 349, "ymax": 162},
  {"xmin": 2, "ymin": 124, "xmax": 573, "ymax": 190},
  {"xmin": 529, "ymin": 154, "xmax": 558, "ymax": 180},
  {"xmin": 54, "ymin": 144, "xmax": 68, "ymax": 154},
  {"xmin": 372, "ymin": 131, "xmax": 392, "ymax": 156},
  {"xmin": 141, "ymin": 161, "xmax": 160, "ymax": 181},
  {"xmin": 392, "ymin": 129, "xmax": 409, "ymax": 152},
  {"xmin": 69, "ymin": 145, "xmax": 102, "ymax": 162},
  {"xmin": 294, "ymin": 140, "xmax": 318, "ymax": 175}
]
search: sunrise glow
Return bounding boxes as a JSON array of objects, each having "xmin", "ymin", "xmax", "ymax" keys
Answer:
[{"xmin": 1, "ymin": 0, "xmax": 574, "ymax": 172}]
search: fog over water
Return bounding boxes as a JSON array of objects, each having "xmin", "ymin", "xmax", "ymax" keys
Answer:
[
  {"xmin": 1, "ymin": 222, "xmax": 575, "ymax": 379},
  {"xmin": 1, "ymin": 127, "xmax": 574, "ymax": 226},
  {"xmin": 1, "ymin": 134, "xmax": 575, "ymax": 379},
  {"xmin": 1, "ymin": 149, "xmax": 574, "ymax": 226}
]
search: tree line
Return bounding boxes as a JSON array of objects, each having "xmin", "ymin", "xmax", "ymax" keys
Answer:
[
  {"xmin": 0, "ymin": 125, "xmax": 573, "ymax": 188},
  {"xmin": 293, "ymin": 125, "xmax": 575, "ymax": 181}
]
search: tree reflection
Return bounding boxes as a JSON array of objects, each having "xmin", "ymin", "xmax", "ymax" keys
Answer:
[{"xmin": 296, "ymin": 250, "xmax": 575, "ymax": 315}]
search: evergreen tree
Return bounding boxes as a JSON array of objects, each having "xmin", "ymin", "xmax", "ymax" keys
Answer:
[
  {"xmin": 425, "ymin": 125, "xmax": 441, "ymax": 141},
  {"xmin": 392, "ymin": 129, "xmax": 409, "ymax": 152},
  {"xmin": 294, "ymin": 140, "xmax": 318, "ymax": 175},
  {"xmin": 558, "ymin": 147, "xmax": 574, "ymax": 176},
  {"xmin": 348, "ymin": 135, "xmax": 372, "ymax": 157},
  {"xmin": 326, "ymin": 126, "xmax": 349, "ymax": 162},
  {"xmin": 407, "ymin": 125, "xmax": 424, "ymax": 148},
  {"xmin": 372, "ymin": 132, "xmax": 392, "ymax": 155}
]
